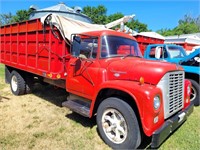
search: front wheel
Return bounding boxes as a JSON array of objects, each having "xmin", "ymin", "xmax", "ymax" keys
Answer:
[
  {"xmin": 189, "ymin": 79, "xmax": 199, "ymax": 106},
  {"xmin": 96, "ymin": 97, "xmax": 141, "ymax": 149}
]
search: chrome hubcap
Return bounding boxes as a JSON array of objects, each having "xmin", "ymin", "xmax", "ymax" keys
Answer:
[
  {"xmin": 11, "ymin": 75, "xmax": 18, "ymax": 92},
  {"xmin": 102, "ymin": 108, "xmax": 127, "ymax": 144}
]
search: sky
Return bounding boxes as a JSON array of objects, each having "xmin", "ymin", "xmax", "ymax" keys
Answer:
[{"xmin": 0, "ymin": 0, "xmax": 199, "ymax": 31}]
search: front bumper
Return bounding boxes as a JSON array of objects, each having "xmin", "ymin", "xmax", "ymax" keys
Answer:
[{"xmin": 151, "ymin": 103, "xmax": 194, "ymax": 148}]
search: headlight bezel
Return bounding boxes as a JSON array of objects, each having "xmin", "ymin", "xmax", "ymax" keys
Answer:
[{"xmin": 154, "ymin": 95, "xmax": 161, "ymax": 110}]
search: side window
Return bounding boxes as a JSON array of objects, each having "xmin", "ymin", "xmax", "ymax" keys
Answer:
[
  {"xmin": 90, "ymin": 39, "xmax": 98, "ymax": 58},
  {"xmin": 149, "ymin": 47, "xmax": 156, "ymax": 58},
  {"xmin": 80, "ymin": 38, "xmax": 98, "ymax": 59},
  {"xmin": 162, "ymin": 48, "xmax": 168, "ymax": 58},
  {"xmin": 149, "ymin": 46, "xmax": 167, "ymax": 58}
]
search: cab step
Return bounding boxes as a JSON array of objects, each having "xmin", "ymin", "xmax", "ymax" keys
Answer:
[{"xmin": 62, "ymin": 99, "xmax": 90, "ymax": 117}]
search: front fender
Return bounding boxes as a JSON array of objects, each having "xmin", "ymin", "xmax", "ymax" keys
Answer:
[{"xmin": 91, "ymin": 80, "xmax": 164, "ymax": 136}]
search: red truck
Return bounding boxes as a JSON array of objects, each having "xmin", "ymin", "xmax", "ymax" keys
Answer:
[{"xmin": 0, "ymin": 18, "xmax": 193, "ymax": 149}]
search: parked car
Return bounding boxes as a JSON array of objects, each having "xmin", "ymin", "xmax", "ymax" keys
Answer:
[{"xmin": 144, "ymin": 44, "xmax": 200, "ymax": 106}]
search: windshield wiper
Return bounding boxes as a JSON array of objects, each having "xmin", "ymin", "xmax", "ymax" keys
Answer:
[{"xmin": 122, "ymin": 54, "xmax": 141, "ymax": 59}]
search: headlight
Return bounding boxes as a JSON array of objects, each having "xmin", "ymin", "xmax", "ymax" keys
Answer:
[
  {"xmin": 187, "ymin": 85, "xmax": 191, "ymax": 96},
  {"xmin": 154, "ymin": 96, "xmax": 161, "ymax": 110}
]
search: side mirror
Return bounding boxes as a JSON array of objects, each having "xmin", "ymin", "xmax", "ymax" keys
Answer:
[
  {"xmin": 72, "ymin": 36, "xmax": 81, "ymax": 57},
  {"xmin": 155, "ymin": 46, "xmax": 161, "ymax": 59}
]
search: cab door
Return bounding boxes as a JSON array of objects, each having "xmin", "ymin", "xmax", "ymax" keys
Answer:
[{"xmin": 66, "ymin": 36, "xmax": 99, "ymax": 99}]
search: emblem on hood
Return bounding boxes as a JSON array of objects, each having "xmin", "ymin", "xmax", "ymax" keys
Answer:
[
  {"xmin": 114, "ymin": 73, "xmax": 120, "ymax": 77},
  {"xmin": 111, "ymin": 70, "xmax": 127, "ymax": 78}
]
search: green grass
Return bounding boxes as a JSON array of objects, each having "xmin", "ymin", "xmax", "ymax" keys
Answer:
[
  {"xmin": 160, "ymin": 106, "xmax": 200, "ymax": 150},
  {"xmin": 0, "ymin": 134, "xmax": 21, "ymax": 149},
  {"xmin": 0, "ymin": 64, "xmax": 5, "ymax": 90},
  {"xmin": 0, "ymin": 71, "xmax": 199, "ymax": 150},
  {"xmin": 0, "ymin": 64, "xmax": 5, "ymax": 78}
]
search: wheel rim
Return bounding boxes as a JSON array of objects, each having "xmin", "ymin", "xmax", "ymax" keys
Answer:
[
  {"xmin": 11, "ymin": 75, "xmax": 18, "ymax": 92},
  {"xmin": 190, "ymin": 85, "xmax": 197, "ymax": 102},
  {"xmin": 101, "ymin": 108, "xmax": 128, "ymax": 144}
]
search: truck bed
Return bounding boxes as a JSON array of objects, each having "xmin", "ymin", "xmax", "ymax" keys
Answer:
[{"xmin": 0, "ymin": 19, "xmax": 70, "ymax": 79}]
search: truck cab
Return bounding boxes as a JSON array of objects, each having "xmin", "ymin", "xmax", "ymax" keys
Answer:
[
  {"xmin": 66, "ymin": 30, "xmax": 143, "ymax": 104},
  {"xmin": 144, "ymin": 44, "xmax": 187, "ymax": 63},
  {"xmin": 62, "ymin": 30, "xmax": 193, "ymax": 148},
  {"xmin": 144, "ymin": 44, "xmax": 200, "ymax": 106}
]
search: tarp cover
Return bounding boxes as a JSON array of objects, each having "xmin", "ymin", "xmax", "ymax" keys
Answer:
[{"xmin": 41, "ymin": 14, "xmax": 108, "ymax": 40}]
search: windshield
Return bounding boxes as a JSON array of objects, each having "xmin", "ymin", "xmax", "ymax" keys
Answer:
[
  {"xmin": 167, "ymin": 46, "xmax": 187, "ymax": 58},
  {"xmin": 101, "ymin": 35, "xmax": 142, "ymax": 58}
]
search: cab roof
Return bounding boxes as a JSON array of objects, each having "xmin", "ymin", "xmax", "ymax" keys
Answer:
[{"xmin": 80, "ymin": 30, "xmax": 137, "ymax": 41}]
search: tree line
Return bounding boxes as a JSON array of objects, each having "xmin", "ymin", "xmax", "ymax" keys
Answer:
[
  {"xmin": 157, "ymin": 14, "xmax": 200, "ymax": 36},
  {"xmin": 0, "ymin": 9, "xmax": 32, "ymax": 26},
  {"xmin": 0, "ymin": 5, "xmax": 199, "ymax": 36}
]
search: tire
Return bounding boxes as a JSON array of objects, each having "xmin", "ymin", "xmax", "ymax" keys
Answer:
[
  {"xmin": 96, "ymin": 97, "xmax": 141, "ymax": 149},
  {"xmin": 25, "ymin": 75, "xmax": 34, "ymax": 94},
  {"xmin": 10, "ymin": 70, "xmax": 26, "ymax": 95},
  {"xmin": 189, "ymin": 79, "xmax": 199, "ymax": 106},
  {"xmin": 5, "ymin": 66, "xmax": 11, "ymax": 84}
]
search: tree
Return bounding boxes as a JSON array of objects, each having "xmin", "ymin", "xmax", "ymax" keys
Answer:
[
  {"xmin": 106, "ymin": 12, "xmax": 149, "ymax": 32},
  {"xmin": 127, "ymin": 20, "xmax": 149, "ymax": 32},
  {"xmin": 82, "ymin": 5, "xmax": 107, "ymax": 24},
  {"xmin": 105, "ymin": 12, "xmax": 124, "ymax": 29},
  {"xmin": 173, "ymin": 22, "xmax": 199, "ymax": 35},
  {"xmin": 178, "ymin": 14, "xmax": 200, "ymax": 32},
  {"xmin": 157, "ymin": 14, "xmax": 200, "ymax": 36},
  {"xmin": 106, "ymin": 12, "xmax": 124, "ymax": 23},
  {"xmin": 82, "ymin": 5, "xmax": 149, "ymax": 32},
  {"xmin": 11, "ymin": 9, "xmax": 33, "ymax": 23},
  {"xmin": 157, "ymin": 28, "xmax": 174, "ymax": 36},
  {"xmin": 0, "ymin": 13, "xmax": 13, "ymax": 26},
  {"xmin": 0, "ymin": 9, "xmax": 32, "ymax": 26}
]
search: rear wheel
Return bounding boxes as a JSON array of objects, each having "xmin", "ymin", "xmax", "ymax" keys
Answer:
[
  {"xmin": 189, "ymin": 79, "xmax": 199, "ymax": 106},
  {"xmin": 25, "ymin": 74, "xmax": 34, "ymax": 94},
  {"xmin": 10, "ymin": 71, "xmax": 26, "ymax": 95},
  {"xmin": 5, "ymin": 66, "xmax": 11, "ymax": 84},
  {"xmin": 97, "ymin": 97, "xmax": 141, "ymax": 149}
]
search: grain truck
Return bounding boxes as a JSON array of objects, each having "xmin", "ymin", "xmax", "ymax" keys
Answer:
[{"xmin": 0, "ymin": 14, "xmax": 193, "ymax": 149}]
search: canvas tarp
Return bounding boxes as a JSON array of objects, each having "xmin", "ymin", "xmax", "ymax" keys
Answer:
[{"xmin": 41, "ymin": 14, "xmax": 109, "ymax": 41}]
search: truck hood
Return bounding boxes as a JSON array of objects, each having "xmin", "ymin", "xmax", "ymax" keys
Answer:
[
  {"xmin": 179, "ymin": 49, "xmax": 200, "ymax": 75},
  {"xmin": 107, "ymin": 58, "xmax": 183, "ymax": 85},
  {"xmin": 167, "ymin": 58, "xmax": 183, "ymax": 64},
  {"xmin": 180, "ymin": 49, "xmax": 200, "ymax": 66}
]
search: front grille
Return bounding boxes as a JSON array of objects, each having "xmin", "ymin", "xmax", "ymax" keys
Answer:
[
  {"xmin": 157, "ymin": 71, "xmax": 184, "ymax": 119},
  {"xmin": 168, "ymin": 72, "xmax": 184, "ymax": 115}
]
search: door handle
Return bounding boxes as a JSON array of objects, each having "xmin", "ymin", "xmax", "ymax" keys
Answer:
[{"xmin": 70, "ymin": 63, "xmax": 76, "ymax": 66}]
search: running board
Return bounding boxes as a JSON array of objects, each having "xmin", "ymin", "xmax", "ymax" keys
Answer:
[{"xmin": 62, "ymin": 97, "xmax": 91, "ymax": 117}]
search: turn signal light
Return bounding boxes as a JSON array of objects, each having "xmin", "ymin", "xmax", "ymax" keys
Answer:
[
  {"xmin": 56, "ymin": 74, "xmax": 61, "ymax": 79},
  {"xmin": 139, "ymin": 77, "xmax": 144, "ymax": 85}
]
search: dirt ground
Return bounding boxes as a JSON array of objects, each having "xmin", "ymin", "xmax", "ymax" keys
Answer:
[
  {"xmin": 0, "ymin": 78, "xmax": 110, "ymax": 150},
  {"xmin": 0, "ymin": 76, "xmax": 200, "ymax": 150}
]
